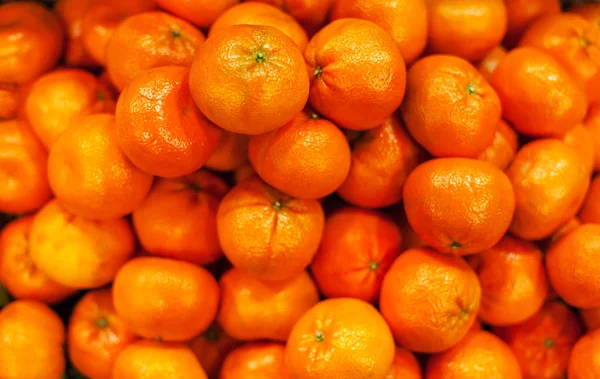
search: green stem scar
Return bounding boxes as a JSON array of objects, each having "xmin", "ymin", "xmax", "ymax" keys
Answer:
[
  {"xmin": 314, "ymin": 66, "xmax": 322, "ymax": 78},
  {"xmin": 315, "ymin": 330, "xmax": 325, "ymax": 342},
  {"xmin": 368, "ymin": 261, "xmax": 380, "ymax": 271},
  {"xmin": 254, "ymin": 52, "xmax": 266, "ymax": 63},
  {"xmin": 466, "ymin": 83, "xmax": 477, "ymax": 95},
  {"xmin": 96, "ymin": 317, "xmax": 108, "ymax": 329},
  {"xmin": 272, "ymin": 200, "xmax": 283, "ymax": 211},
  {"xmin": 544, "ymin": 338, "xmax": 554, "ymax": 348},
  {"xmin": 450, "ymin": 241, "xmax": 462, "ymax": 249}
]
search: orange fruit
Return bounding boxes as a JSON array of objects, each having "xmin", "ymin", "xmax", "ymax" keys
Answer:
[
  {"xmin": 548, "ymin": 217, "xmax": 582, "ymax": 248},
  {"xmin": 329, "ymin": 0, "xmax": 428, "ymax": 64},
  {"xmin": 467, "ymin": 236, "xmax": 548, "ymax": 326},
  {"xmin": 0, "ymin": 82, "xmax": 20, "ymax": 120},
  {"xmin": 305, "ymin": 18, "xmax": 406, "ymax": 131},
  {"xmin": 133, "ymin": 171, "xmax": 228, "ymax": 265},
  {"xmin": 106, "ymin": 11, "xmax": 205, "ymax": 91},
  {"xmin": 68, "ymin": 288, "xmax": 139, "ymax": 379},
  {"xmin": 0, "ymin": 300, "xmax": 65, "ymax": 379},
  {"xmin": 220, "ymin": 343, "xmax": 289, "ymax": 379},
  {"xmin": 234, "ymin": 164, "xmax": 257, "ymax": 184},
  {"xmin": 506, "ymin": 139, "xmax": 590, "ymax": 240},
  {"xmin": 581, "ymin": 306, "xmax": 600, "ymax": 332},
  {"xmin": 503, "ymin": 0, "xmax": 561, "ymax": 48},
  {"xmin": 113, "ymin": 256, "xmax": 219, "ymax": 341},
  {"xmin": 380, "ymin": 247, "xmax": 481, "ymax": 353},
  {"xmin": 248, "ymin": 110, "xmax": 351, "ymax": 199},
  {"xmin": 0, "ymin": 216, "xmax": 75, "ymax": 304},
  {"xmin": 247, "ymin": 0, "xmax": 334, "ymax": 36},
  {"xmin": 494, "ymin": 301, "xmax": 582, "ymax": 378},
  {"xmin": 29, "ymin": 199, "xmax": 135, "ymax": 289},
  {"xmin": 205, "ymin": 131, "xmax": 250, "ymax": 172},
  {"xmin": 286, "ymin": 298, "xmax": 395, "ymax": 379},
  {"xmin": 216, "ymin": 176, "xmax": 324, "ymax": 281},
  {"xmin": 113, "ymin": 340, "xmax": 208, "ymax": 379},
  {"xmin": 188, "ymin": 324, "xmax": 239, "ymax": 378},
  {"xmin": 426, "ymin": 0, "xmax": 507, "ymax": 62},
  {"xmin": 154, "ymin": 0, "xmax": 237, "ymax": 29},
  {"xmin": 477, "ymin": 119, "xmax": 519, "ymax": 170},
  {"xmin": 563, "ymin": 124, "xmax": 595, "ymax": 175},
  {"xmin": 547, "ymin": 224, "xmax": 600, "ymax": 308},
  {"xmin": 190, "ymin": 24, "xmax": 309, "ymax": 135},
  {"xmin": 218, "ymin": 268, "xmax": 319, "ymax": 341},
  {"xmin": 401, "ymin": 55, "xmax": 501, "ymax": 157},
  {"xmin": 48, "ymin": 113, "xmax": 154, "ymax": 220},
  {"xmin": 572, "ymin": 3, "xmax": 600, "ymax": 29},
  {"xmin": 426, "ymin": 330, "xmax": 522, "ymax": 378},
  {"xmin": 336, "ymin": 114, "xmax": 426, "ymax": 209},
  {"xmin": 0, "ymin": 119, "xmax": 52, "ymax": 214},
  {"xmin": 395, "ymin": 208, "xmax": 427, "ymax": 250},
  {"xmin": 491, "ymin": 47, "xmax": 588, "ymax": 137},
  {"xmin": 403, "ymin": 158, "xmax": 515, "ymax": 255},
  {"xmin": 580, "ymin": 176, "xmax": 600, "ymax": 223},
  {"xmin": 477, "ymin": 45, "xmax": 507, "ymax": 82},
  {"xmin": 116, "ymin": 65, "xmax": 221, "ymax": 177},
  {"xmin": 568, "ymin": 329, "xmax": 600, "ymax": 377},
  {"xmin": 0, "ymin": 2, "xmax": 64, "ymax": 84},
  {"xmin": 584, "ymin": 102, "xmax": 600, "ymax": 171},
  {"xmin": 53, "ymin": 0, "xmax": 97, "ymax": 68},
  {"xmin": 25, "ymin": 68, "xmax": 115, "ymax": 149},
  {"xmin": 310, "ymin": 207, "xmax": 402, "ymax": 303},
  {"xmin": 386, "ymin": 348, "xmax": 422, "ymax": 379}
]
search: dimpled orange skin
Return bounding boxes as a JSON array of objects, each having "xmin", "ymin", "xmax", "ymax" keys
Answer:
[
  {"xmin": 205, "ymin": 131, "xmax": 250, "ymax": 172},
  {"xmin": 477, "ymin": 120, "xmax": 519, "ymax": 170},
  {"xmin": 25, "ymin": 69, "xmax": 115, "ymax": 149},
  {"xmin": 305, "ymin": 18, "xmax": 406, "ymax": 131},
  {"xmin": 569, "ymin": 329, "xmax": 600, "ymax": 378},
  {"xmin": 494, "ymin": 301, "xmax": 582, "ymax": 378},
  {"xmin": 477, "ymin": 46, "xmax": 507, "ymax": 82},
  {"xmin": 563, "ymin": 125, "xmax": 595, "ymax": 175},
  {"xmin": 53, "ymin": 0, "xmax": 97, "ymax": 68},
  {"xmin": 580, "ymin": 176, "xmax": 600, "ymax": 224},
  {"xmin": 247, "ymin": 0, "xmax": 334, "ymax": 36},
  {"xmin": 0, "ymin": 119, "xmax": 52, "ymax": 214},
  {"xmin": 581, "ymin": 306, "xmax": 600, "ymax": 332},
  {"xmin": 380, "ymin": 248, "xmax": 481, "ymax": 353},
  {"xmin": 426, "ymin": 331, "xmax": 522, "ymax": 379},
  {"xmin": 310, "ymin": 208, "xmax": 403, "ymax": 303},
  {"xmin": 218, "ymin": 268, "xmax": 319, "ymax": 341},
  {"xmin": 426, "ymin": 0, "xmax": 507, "ymax": 62},
  {"xmin": 504, "ymin": 0, "xmax": 561, "ymax": 48},
  {"xmin": 48, "ymin": 113, "xmax": 154, "ymax": 220},
  {"xmin": 0, "ymin": 300, "xmax": 65, "ymax": 379},
  {"xmin": 584, "ymin": 103, "xmax": 600, "ymax": 171},
  {"xmin": 546, "ymin": 224, "xmax": 600, "ymax": 309},
  {"xmin": 467, "ymin": 236, "xmax": 548, "ymax": 326},
  {"xmin": 116, "ymin": 66, "xmax": 221, "ymax": 178},
  {"xmin": 573, "ymin": 3, "xmax": 600, "ymax": 29},
  {"xmin": 337, "ymin": 115, "xmax": 426, "ymax": 209},
  {"xmin": 491, "ymin": 47, "xmax": 588, "ymax": 137},
  {"xmin": 112, "ymin": 340, "xmax": 208, "ymax": 379},
  {"xmin": 285, "ymin": 298, "xmax": 395, "ymax": 379},
  {"xmin": 386, "ymin": 348, "xmax": 422, "ymax": 379},
  {"xmin": 330, "ymin": 0, "xmax": 427, "ymax": 65},
  {"xmin": 154, "ymin": 0, "xmax": 238, "ymax": 28},
  {"xmin": 113, "ymin": 257, "xmax": 219, "ymax": 341},
  {"xmin": 506, "ymin": 139, "xmax": 590, "ymax": 241},
  {"xmin": 221, "ymin": 343, "xmax": 289, "ymax": 379},
  {"xmin": 106, "ymin": 11, "xmax": 205, "ymax": 91},
  {"xmin": 0, "ymin": 216, "xmax": 76, "ymax": 304},
  {"xmin": 210, "ymin": 3, "xmax": 308, "ymax": 51},
  {"xmin": 188, "ymin": 325, "xmax": 239, "ymax": 378},
  {"xmin": 0, "ymin": 2, "xmax": 64, "ymax": 84},
  {"xmin": 401, "ymin": 55, "xmax": 501, "ymax": 158},
  {"xmin": 248, "ymin": 111, "xmax": 351, "ymax": 200},
  {"xmin": 402, "ymin": 158, "xmax": 515, "ymax": 255},
  {"xmin": 217, "ymin": 176, "xmax": 325, "ymax": 281},
  {"xmin": 29, "ymin": 199, "xmax": 135, "ymax": 289},
  {"xmin": 68, "ymin": 288, "xmax": 139, "ymax": 379}
]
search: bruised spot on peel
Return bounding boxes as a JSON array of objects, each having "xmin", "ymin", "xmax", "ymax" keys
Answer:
[
  {"xmin": 315, "ymin": 330, "xmax": 325, "ymax": 342},
  {"xmin": 96, "ymin": 317, "xmax": 108, "ymax": 329}
]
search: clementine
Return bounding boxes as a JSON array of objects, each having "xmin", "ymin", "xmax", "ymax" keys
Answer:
[
  {"xmin": 568, "ymin": 329, "xmax": 600, "ymax": 378},
  {"xmin": 477, "ymin": 45, "xmax": 507, "ymax": 82},
  {"xmin": 503, "ymin": 0, "xmax": 561, "ymax": 48},
  {"xmin": 154, "ymin": 0, "xmax": 238, "ymax": 29},
  {"xmin": 221, "ymin": 343, "xmax": 289, "ymax": 379},
  {"xmin": 188, "ymin": 324, "xmax": 239, "ymax": 378},
  {"xmin": 53, "ymin": 0, "xmax": 96, "ymax": 68},
  {"xmin": 477, "ymin": 119, "xmax": 519, "ymax": 170},
  {"xmin": 386, "ymin": 348, "xmax": 422, "ymax": 379},
  {"xmin": 205, "ymin": 131, "xmax": 250, "ymax": 172}
]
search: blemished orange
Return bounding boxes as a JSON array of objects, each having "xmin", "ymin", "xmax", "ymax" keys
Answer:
[
  {"xmin": 68, "ymin": 288, "xmax": 139, "ymax": 379},
  {"xmin": 426, "ymin": 0, "xmax": 507, "ymax": 62},
  {"xmin": 29, "ymin": 199, "xmax": 135, "ymax": 289},
  {"xmin": 218, "ymin": 268, "xmax": 319, "ymax": 341},
  {"xmin": 0, "ymin": 216, "xmax": 76, "ymax": 304},
  {"xmin": 0, "ymin": 119, "xmax": 52, "ymax": 214},
  {"xmin": 563, "ymin": 124, "xmax": 595, "ymax": 175},
  {"xmin": 53, "ymin": 0, "xmax": 96, "ymax": 68},
  {"xmin": 286, "ymin": 298, "xmax": 395, "ymax": 379},
  {"xmin": 386, "ymin": 348, "xmax": 422, "ymax": 379},
  {"xmin": 205, "ymin": 131, "xmax": 250, "ymax": 172},
  {"xmin": 154, "ymin": 0, "xmax": 238, "ymax": 28},
  {"xmin": 246, "ymin": 0, "xmax": 334, "ymax": 35},
  {"xmin": 403, "ymin": 158, "xmax": 515, "ymax": 255},
  {"xmin": 380, "ymin": 248, "xmax": 481, "ymax": 353},
  {"xmin": 25, "ymin": 69, "xmax": 115, "ymax": 149},
  {"xmin": 190, "ymin": 24, "xmax": 309, "ymax": 135},
  {"xmin": 467, "ymin": 236, "xmax": 548, "ymax": 326},
  {"xmin": 0, "ymin": 300, "xmax": 65, "ymax": 379},
  {"xmin": 580, "ymin": 176, "xmax": 600, "ymax": 223},
  {"xmin": 503, "ymin": 0, "xmax": 561, "ymax": 48},
  {"xmin": 248, "ymin": 110, "xmax": 351, "ymax": 199},
  {"xmin": 494, "ymin": 301, "xmax": 582, "ymax": 378},
  {"xmin": 584, "ymin": 102, "xmax": 600, "ymax": 171},
  {"xmin": 572, "ymin": 3, "xmax": 600, "ymax": 29},
  {"xmin": 112, "ymin": 340, "xmax": 208, "ymax": 379},
  {"xmin": 506, "ymin": 139, "xmax": 590, "ymax": 241},
  {"xmin": 48, "ymin": 113, "xmax": 154, "ymax": 220},
  {"xmin": 188, "ymin": 325, "xmax": 239, "ymax": 378},
  {"xmin": 310, "ymin": 207, "xmax": 403, "ymax": 303},
  {"xmin": 568, "ymin": 329, "xmax": 600, "ymax": 377},
  {"xmin": 133, "ymin": 171, "xmax": 228, "ymax": 265},
  {"xmin": 477, "ymin": 119, "xmax": 519, "ymax": 170},
  {"xmin": 106, "ymin": 11, "xmax": 205, "ymax": 91},
  {"xmin": 216, "ymin": 176, "xmax": 325, "ymax": 281},
  {"xmin": 491, "ymin": 47, "xmax": 588, "ymax": 137},
  {"xmin": 477, "ymin": 45, "xmax": 507, "ymax": 82},
  {"xmin": 305, "ymin": 18, "xmax": 406, "ymax": 131},
  {"xmin": 221, "ymin": 343, "xmax": 289, "ymax": 379},
  {"xmin": 546, "ymin": 224, "xmax": 600, "ymax": 308},
  {"xmin": 401, "ymin": 55, "xmax": 501, "ymax": 157},
  {"xmin": 0, "ymin": 2, "xmax": 64, "ymax": 84},
  {"xmin": 337, "ymin": 114, "xmax": 426, "ymax": 209},
  {"xmin": 113, "ymin": 257, "xmax": 219, "ymax": 341},
  {"xmin": 329, "ymin": 0, "xmax": 428, "ymax": 64},
  {"xmin": 210, "ymin": 3, "xmax": 308, "ymax": 50},
  {"xmin": 581, "ymin": 306, "xmax": 600, "ymax": 332},
  {"xmin": 116, "ymin": 66, "xmax": 221, "ymax": 178},
  {"xmin": 426, "ymin": 330, "xmax": 522, "ymax": 378}
]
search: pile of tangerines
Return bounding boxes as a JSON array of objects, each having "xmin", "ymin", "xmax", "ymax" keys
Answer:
[{"xmin": 1, "ymin": 0, "xmax": 600, "ymax": 378}]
